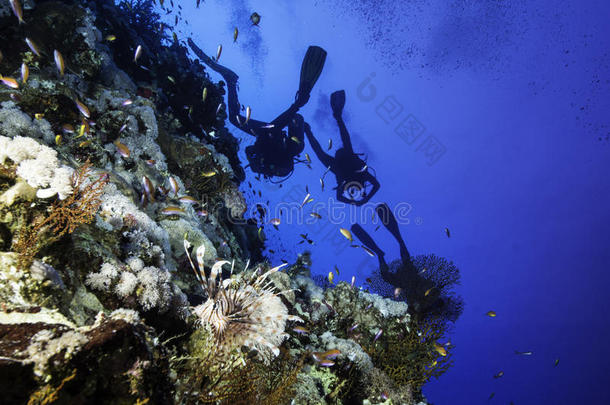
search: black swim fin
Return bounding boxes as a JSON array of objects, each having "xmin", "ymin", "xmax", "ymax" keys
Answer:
[
  {"xmin": 299, "ymin": 46, "xmax": 327, "ymax": 98},
  {"xmin": 330, "ymin": 90, "xmax": 346, "ymax": 117},
  {"xmin": 376, "ymin": 203, "xmax": 411, "ymax": 262}
]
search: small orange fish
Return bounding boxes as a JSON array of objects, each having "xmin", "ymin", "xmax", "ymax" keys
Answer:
[
  {"xmin": 300, "ymin": 192, "xmax": 311, "ymax": 208},
  {"xmin": 0, "ymin": 76, "xmax": 19, "ymax": 89},
  {"xmin": 75, "ymin": 99, "xmax": 90, "ymax": 118},
  {"xmin": 10, "ymin": 0, "xmax": 24, "ymax": 24},
  {"xmin": 54, "ymin": 50, "xmax": 65, "ymax": 76},
  {"xmin": 270, "ymin": 218, "xmax": 281, "ymax": 226},
  {"xmin": 319, "ymin": 349, "xmax": 341, "ymax": 359},
  {"xmin": 113, "ymin": 140, "xmax": 130, "ymax": 158},
  {"xmin": 245, "ymin": 106, "xmax": 251, "ymax": 125},
  {"xmin": 486, "ymin": 310, "xmax": 497, "ymax": 317},
  {"xmin": 340, "ymin": 228, "xmax": 353, "ymax": 242},
  {"xmin": 134, "ymin": 45, "xmax": 143, "ymax": 64},
  {"xmin": 76, "ymin": 124, "xmax": 86, "ymax": 138},
  {"xmin": 433, "ymin": 343, "xmax": 447, "ymax": 357},
  {"xmin": 178, "ymin": 196, "xmax": 198, "ymax": 205},
  {"xmin": 141, "ymin": 176, "xmax": 154, "ymax": 199},
  {"xmin": 21, "ymin": 63, "xmax": 29, "ymax": 83},
  {"xmin": 361, "ymin": 245, "xmax": 375, "ymax": 257},
  {"xmin": 168, "ymin": 177, "xmax": 179, "ymax": 195},
  {"xmin": 25, "ymin": 38, "xmax": 41, "ymax": 57},
  {"xmin": 161, "ymin": 206, "xmax": 185, "ymax": 215},
  {"xmin": 292, "ymin": 326, "xmax": 309, "ymax": 335}
]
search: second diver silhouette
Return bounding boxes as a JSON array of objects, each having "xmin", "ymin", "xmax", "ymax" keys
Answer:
[
  {"xmin": 188, "ymin": 39, "xmax": 326, "ymax": 180},
  {"xmin": 304, "ymin": 90, "xmax": 380, "ymax": 205}
]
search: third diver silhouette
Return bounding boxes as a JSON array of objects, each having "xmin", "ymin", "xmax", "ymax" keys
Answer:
[
  {"xmin": 188, "ymin": 39, "xmax": 326, "ymax": 180},
  {"xmin": 304, "ymin": 90, "xmax": 380, "ymax": 205},
  {"xmin": 351, "ymin": 203, "xmax": 448, "ymax": 320}
]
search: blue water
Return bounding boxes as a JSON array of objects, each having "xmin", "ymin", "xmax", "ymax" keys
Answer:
[{"xmin": 171, "ymin": 1, "xmax": 610, "ymax": 403}]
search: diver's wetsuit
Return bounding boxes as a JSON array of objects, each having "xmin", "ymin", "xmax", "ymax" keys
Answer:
[
  {"xmin": 304, "ymin": 90, "xmax": 380, "ymax": 205},
  {"xmin": 188, "ymin": 38, "xmax": 306, "ymax": 179}
]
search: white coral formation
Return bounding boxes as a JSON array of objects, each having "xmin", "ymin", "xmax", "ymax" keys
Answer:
[
  {"xmin": 317, "ymin": 331, "xmax": 374, "ymax": 372},
  {"xmin": 0, "ymin": 135, "xmax": 74, "ymax": 199},
  {"xmin": 86, "ymin": 259, "xmax": 185, "ymax": 314},
  {"xmin": 358, "ymin": 289, "xmax": 410, "ymax": 319},
  {"xmin": 98, "ymin": 183, "xmax": 171, "ymax": 257},
  {"xmin": 185, "ymin": 240, "xmax": 302, "ymax": 362}
]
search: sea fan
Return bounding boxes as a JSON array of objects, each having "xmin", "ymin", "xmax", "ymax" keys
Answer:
[{"xmin": 184, "ymin": 239, "xmax": 302, "ymax": 362}]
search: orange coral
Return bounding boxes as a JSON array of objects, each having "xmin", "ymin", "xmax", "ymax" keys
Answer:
[{"xmin": 13, "ymin": 160, "xmax": 108, "ymax": 267}]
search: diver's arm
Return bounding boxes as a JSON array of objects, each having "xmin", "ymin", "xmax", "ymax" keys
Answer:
[
  {"xmin": 337, "ymin": 173, "xmax": 380, "ymax": 207},
  {"xmin": 188, "ymin": 38, "xmax": 269, "ymax": 136},
  {"xmin": 336, "ymin": 190, "xmax": 352, "ymax": 205},
  {"xmin": 304, "ymin": 123, "xmax": 334, "ymax": 167},
  {"xmin": 356, "ymin": 173, "xmax": 380, "ymax": 205},
  {"xmin": 223, "ymin": 76, "xmax": 269, "ymax": 135}
]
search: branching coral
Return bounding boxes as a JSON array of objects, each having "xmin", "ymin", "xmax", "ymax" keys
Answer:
[
  {"xmin": 369, "ymin": 253, "xmax": 464, "ymax": 328},
  {"xmin": 12, "ymin": 160, "xmax": 108, "ymax": 267},
  {"xmin": 364, "ymin": 318, "xmax": 454, "ymax": 400},
  {"xmin": 176, "ymin": 328, "xmax": 305, "ymax": 405},
  {"xmin": 184, "ymin": 238, "xmax": 302, "ymax": 362}
]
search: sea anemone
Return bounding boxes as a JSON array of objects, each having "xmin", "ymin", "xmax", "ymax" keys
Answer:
[{"xmin": 184, "ymin": 239, "xmax": 302, "ymax": 362}]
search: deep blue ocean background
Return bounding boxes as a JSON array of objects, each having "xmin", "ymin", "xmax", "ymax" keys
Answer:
[{"xmin": 164, "ymin": 1, "xmax": 609, "ymax": 403}]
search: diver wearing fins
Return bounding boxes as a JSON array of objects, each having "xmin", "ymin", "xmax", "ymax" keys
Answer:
[
  {"xmin": 188, "ymin": 38, "xmax": 327, "ymax": 180},
  {"xmin": 351, "ymin": 203, "xmax": 446, "ymax": 318},
  {"xmin": 351, "ymin": 203, "xmax": 414, "ymax": 282},
  {"xmin": 304, "ymin": 90, "xmax": 380, "ymax": 205}
]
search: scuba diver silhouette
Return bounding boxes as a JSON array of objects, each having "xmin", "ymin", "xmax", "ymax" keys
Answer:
[
  {"xmin": 351, "ymin": 203, "xmax": 449, "ymax": 319},
  {"xmin": 188, "ymin": 39, "xmax": 326, "ymax": 180},
  {"xmin": 351, "ymin": 203, "xmax": 415, "ymax": 284},
  {"xmin": 304, "ymin": 90, "xmax": 380, "ymax": 205}
]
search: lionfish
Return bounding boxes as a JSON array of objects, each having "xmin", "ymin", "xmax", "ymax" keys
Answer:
[{"xmin": 184, "ymin": 239, "xmax": 302, "ymax": 361}]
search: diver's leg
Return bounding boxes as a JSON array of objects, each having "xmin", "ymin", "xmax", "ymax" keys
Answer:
[
  {"xmin": 188, "ymin": 39, "xmax": 238, "ymax": 84},
  {"xmin": 335, "ymin": 117, "xmax": 354, "ymax": 154},
  {"xmin": 331, "ymin": 91, "xmax": 353, "ymax": 154},
  {"xmin": 304, "ymin": 122, "xmax": 334, "ymax": 168},
  {"xmin": 351, "ymin": 224, "xmax": 388, "ymax": 274},
  {"xmin": 376, "ymin": 203, "xmax": 411, "ymax": 263}
]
